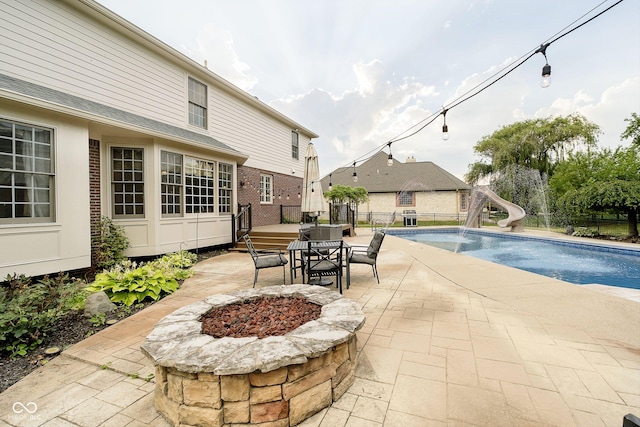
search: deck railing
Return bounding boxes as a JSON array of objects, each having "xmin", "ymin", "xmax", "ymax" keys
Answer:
[{"xmin": 233, "ymin": 203, "xmax": 252, "ymax": 242}]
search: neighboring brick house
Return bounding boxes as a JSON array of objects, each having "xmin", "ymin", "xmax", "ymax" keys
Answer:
[
  {"xmin": 0, "ymin": 0, "xmax": 317, "ymax": 277},
  {"xmin": 321, "ymin": 152, "xmax": 471, "ymax": 222}
]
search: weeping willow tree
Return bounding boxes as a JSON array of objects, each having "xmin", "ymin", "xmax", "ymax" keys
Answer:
[{"xmin": 465, "ymin": 114, "xmax": 601, "ymax": 185}]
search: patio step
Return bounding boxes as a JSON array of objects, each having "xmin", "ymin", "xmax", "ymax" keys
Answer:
[{"xmin": 234, "ymin": 230, "xmax": 299, "ymax": 252}]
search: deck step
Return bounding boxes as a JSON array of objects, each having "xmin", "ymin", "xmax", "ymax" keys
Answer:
[{"xmin": 234, "ymin": 231, "xmax": 299, "ymax": 252}]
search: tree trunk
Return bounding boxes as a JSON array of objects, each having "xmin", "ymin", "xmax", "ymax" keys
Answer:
[{"xmin": 628, "ymin": 207, "xmax": 639, "ymax": 237}]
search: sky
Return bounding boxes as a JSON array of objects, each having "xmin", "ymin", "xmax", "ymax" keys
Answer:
[{"xmin": 97, "ymin": 0, "xmax": 640, "ymax": 180}]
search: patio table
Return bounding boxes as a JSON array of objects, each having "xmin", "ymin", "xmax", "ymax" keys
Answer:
[{"xmin": 286, "ymin": 240, "xmax": 350, "ymax": 286}]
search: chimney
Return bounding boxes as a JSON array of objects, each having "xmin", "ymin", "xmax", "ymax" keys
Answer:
[{"xmin": 406, "ymin": 156, "xmax": 416, "ymax": 163}]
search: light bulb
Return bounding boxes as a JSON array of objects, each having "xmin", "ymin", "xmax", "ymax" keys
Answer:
[
  {"xmin": 442, "ymin": 124, "xmax": 449, "ymax": 141},
  {"xmin": 387, "ymin": 154, "xmax": 393, "ymax": 166},
  {"xmin": 541, "ymin": 64, "xmax": 551, "ymax": 88},
  {"xmin": 352, "ymin": 173, "xmax": 358, "ymax": 183}
]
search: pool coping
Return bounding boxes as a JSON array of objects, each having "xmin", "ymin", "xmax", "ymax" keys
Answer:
[{"xmin": 387, "ymin": 226, "xmax": 640, "ymax": 256}]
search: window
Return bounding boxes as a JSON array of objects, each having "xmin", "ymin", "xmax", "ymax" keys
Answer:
[
  {"xmin": 188, "ymin": 77, "xmax": 207, "ymax": 128},
  {"xmin": 260, "ymin": 174, "xmax": 272, "ymax": 204},
  {"xmin": 111, "ymin": 147, "xmax": 144, "ymax": 217},
  {"xmin": 291, "ymin": 131, "xmax": 299, "ymax": 160},
  {"xmin": 0, "ymin": 119, "xmax": 54, "ymax": 222},
  {"xmin": 161, "ymin": 151, "xmax": 182, "ymax": 216},
  {"xmin": 185, "ymin": 157, "xmax": 215, "ymax": 213},
  {"xmin": 218, "ymin": 162, "xmax": 233, "ymax": 214},
  {"xmin": 397, "ymin": 191, "xmax": 414, "ymax": 207},
  {"xmin": 461, "ymin": 192, "xmax": 468, "ymax": 211}
]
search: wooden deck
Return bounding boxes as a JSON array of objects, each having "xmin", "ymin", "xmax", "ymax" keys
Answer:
[{"xmin": 235, "ymin": 224, "xmax": 355, "ymax": 251}]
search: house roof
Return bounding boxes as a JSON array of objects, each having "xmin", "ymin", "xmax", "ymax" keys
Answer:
[
  {"xmin": 320, "ymin": 151, "xmax": 470, "ymax": 192},
  {"xmin": 0, "ymin": 73, "xmax": 247, "ymax": 162}
]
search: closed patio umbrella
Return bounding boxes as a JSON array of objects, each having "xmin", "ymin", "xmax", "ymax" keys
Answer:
[{"xmin": 300, "ymin": 143, "xmax": 326, "ymax": 222}]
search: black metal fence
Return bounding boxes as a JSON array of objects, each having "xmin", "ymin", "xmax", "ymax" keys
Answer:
[
  {"xmin": 355, "ymin": 210, "xmax": 637, "ymax": 237},
  {"xmin": 280, "ymin": 205, "xmax": 302, "ymax": 224},
  {"xmin": 358, "ymin": 211, "xmax": 467, "ymax": 227}
]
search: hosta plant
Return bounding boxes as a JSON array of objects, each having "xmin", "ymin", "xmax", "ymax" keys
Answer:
[{"xmin": 87, "ymin": 264, "xmax": 179, "ymax": 306}]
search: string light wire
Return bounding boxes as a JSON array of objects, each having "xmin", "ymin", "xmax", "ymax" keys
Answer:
[{"xmin": 323, "ymin": 0, "xmax": 625, "ymax": 181}]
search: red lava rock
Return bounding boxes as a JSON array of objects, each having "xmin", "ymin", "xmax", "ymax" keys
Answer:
[{"xmin": 200, "ymin": 297, "xmax": 322, "ymax": 339}]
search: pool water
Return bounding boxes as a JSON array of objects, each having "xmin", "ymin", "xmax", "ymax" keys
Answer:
[{"xmin": 389, "ymin": 229, "xmax": 640, "ymax": 290}]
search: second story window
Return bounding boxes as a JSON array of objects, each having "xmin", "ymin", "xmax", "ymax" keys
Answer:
[
  {"xmin": 188, "ymin": 77, "xmax": 207, "ymax": 128},
  {"xmin": 291, "ymin": 131, "xmax": 299, "ymax": 160}
]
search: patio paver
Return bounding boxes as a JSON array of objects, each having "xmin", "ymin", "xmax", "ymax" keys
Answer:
[{"xmin": 1, "ymin": 227, "xmax": 638, "ymax": 426}]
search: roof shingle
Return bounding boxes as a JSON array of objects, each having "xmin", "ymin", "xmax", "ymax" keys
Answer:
[{"xmin": 321, "ymin": 151, "xmax": 470, "ymax": 192}]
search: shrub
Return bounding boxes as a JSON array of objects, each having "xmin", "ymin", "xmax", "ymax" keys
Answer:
[
  {"xmin": 87, "ymin": 264, "xmax": 178, "ymax": 306},
  {"xmin": 94, "ymin": 216, "xmax": 130, "ymax": 271},
  {"xmin": 572, "ymin": 227, "xmax": 599, "ymax": 238},
  {"xmin": 0, "ymin": 273, "xmax": 86, "ymax": 358},
  {"xmin": 86, "ymin": 250, "xmax": 196, "ymax": 306}
]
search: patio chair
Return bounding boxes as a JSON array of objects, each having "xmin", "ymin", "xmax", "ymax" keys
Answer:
[
  {"xmin": 242, "ymin": 234, "xmax": 288, "ymax": 287},
  {"xmin": 346, "ymin": 231, "xmax": 385, "ymax": 288},
  {"xmin": 291, "ymin": 227, "xmax": 312, "ymax": 282},
  {"xmin": 306, "ymin": 240, "xmax": 344, "ymax": 294}
]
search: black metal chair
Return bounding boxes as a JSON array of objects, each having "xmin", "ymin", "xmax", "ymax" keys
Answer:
[
  {"xmin": 346, "ymin": 231, "xmax": 385, "ymax": 288},
  {"xmin": 291, "ymin": 227, "xmax": 312, "ymax": 282},
  {"xmin": 243, "ymin": 234, "xmax": 288, "ymax": 287},
  {"xmin": 306, "ymin": 240, "xmax": 344, "ymax": 294}
]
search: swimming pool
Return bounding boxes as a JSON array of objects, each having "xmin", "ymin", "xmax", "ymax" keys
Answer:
[{"xmin": 388, "ymin": 228, "xmax": 640, "ymax": 290}]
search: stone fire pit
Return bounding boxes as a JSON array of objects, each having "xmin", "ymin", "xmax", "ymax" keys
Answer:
[{"xmin": 141, "ymin": 285, "xmax": 365, "ymax": 427}]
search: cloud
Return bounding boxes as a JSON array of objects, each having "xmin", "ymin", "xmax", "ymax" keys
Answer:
[
  {"xmin": 183, "ymin": 24, "xmax": 258, "ymax": 92},
  {"xmin": 534, "ymin": 77, "xmax": 640, "ymax": 149},
  {"xmin": 270, "ymin": 60, "xmax": 440, "ymax": 177}
]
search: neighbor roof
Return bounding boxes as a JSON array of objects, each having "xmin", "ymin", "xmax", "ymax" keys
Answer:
[{"xmin": 321, "ymin": 152, "xmax": 470, "ymax": 192}]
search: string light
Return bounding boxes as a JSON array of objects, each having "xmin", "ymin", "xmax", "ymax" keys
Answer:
[
  {"xmin": 441, "ymin": 109, "xmax": 449, "ymax": 141},
  {"xmin": 387, "ymin": 143, "xmax": 393, "ymax": 166},
  {"xmin": 352, "ymin": 162, "xmax": 358, "ymax": 183},
  {"xmin": 328, "ymin": 174, "xmax": 333, "ymax": 191},
  {"xmin": 536, "ymin": 43, "xmax": 552, "ymax": 88}
]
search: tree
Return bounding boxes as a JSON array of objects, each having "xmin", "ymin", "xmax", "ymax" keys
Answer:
[
  {"xmin": 621, "ymin": 112, "xmax": 640, "ymax": 147},
  {"xmin": 324, "ymin": 184, "xmax": 368, "ymax": 206},
  {"xmin": 323, "ymin": 185, "xmax": 369, "ymax": 223},
  {"xmin": 550, "ymin": 147, "xmax": 640, "ymax": 236},
  {"xmin": 465, "ymin": 114, "xmax": 600, "ymax": 184}
]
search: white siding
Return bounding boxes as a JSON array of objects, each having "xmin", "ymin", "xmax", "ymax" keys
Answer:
[
  {"xmin": 0, "ymin": 0, "xmax": 312, "ymax": 178},
  {"xmin": 0, "ymin": 102, "xmax": 91, "ymax": 277},
  {"xmin": 0, "ymin": 0, "xmax": 186, "ymax": 125},
  {"xmin": 210, "ymin": 89, "xmax": 309, "ymax": 175},
  {"xmin": 0, "ymin": 0, "xmax": 318, "ymax": 275}
]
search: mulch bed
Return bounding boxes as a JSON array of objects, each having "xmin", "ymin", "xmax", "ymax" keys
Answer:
[{"xmin": 0, "ymin": 303, "xmax": 151, "ymax": 394}]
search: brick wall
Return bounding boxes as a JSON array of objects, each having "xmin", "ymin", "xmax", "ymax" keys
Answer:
[
  {"xmin": 237, "ymin": 166, "xmax": 303, "ymax": 226},
  {"xmin": 89, "ymin": 139, "xmax": 101, "ymax": 266}
]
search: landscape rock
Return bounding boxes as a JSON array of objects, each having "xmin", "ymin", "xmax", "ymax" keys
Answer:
[{"xmin": 84, "ymin": 291, "xmax": 117, "ymax": 318}]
